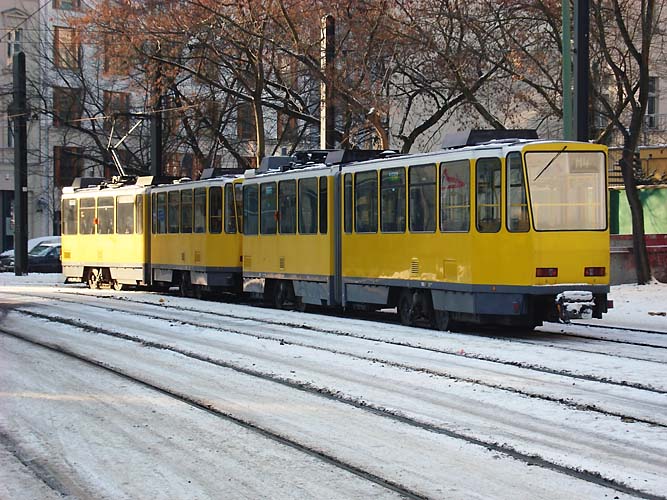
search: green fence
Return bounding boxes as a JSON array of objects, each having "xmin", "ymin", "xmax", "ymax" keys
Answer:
[{"xmin": 609, "ymin": 186, "xmax": 667, "ymax": 235}]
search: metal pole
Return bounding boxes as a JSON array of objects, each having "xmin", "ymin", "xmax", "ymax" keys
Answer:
[
  {"xmin": 150, "ymin": 95, "xmax": 163, "ymax": 177},
  {"xmin": 574, "ymin": 0, "xmax": 590, "ymax": 142},
  {"xmin": 12, "ymin": 52, "xmax": 28, "ymax": 275},
  {"xmin": 562, "ymin": 0, "xmax": 573, "ymax": 140},
  {"xmin": 320, "ymin": 14, "xmax": 335, "ymax": 149}
]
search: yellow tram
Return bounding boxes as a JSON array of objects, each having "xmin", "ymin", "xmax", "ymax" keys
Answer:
[
  {"xmin": 61, "ymin": 177, "xmax": 151, "ymax": 290},
  {"xmin": 242, "ymin": 134, "xmax": 610, "ymax": 328}
]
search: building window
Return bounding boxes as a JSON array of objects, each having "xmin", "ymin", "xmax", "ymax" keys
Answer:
[
  {"xmin": 237, "ymin": 102, "xmax": 254, "ymax": 141},
  {"xmin": 53, "ymin": 0, "xmax": 81, "ymax": 10},
  {"xmin": 647, "ymin": 76, "xmax": 658, "ymax": 129},
  {"xmin": 54, "ymin": 26, "xmax": 80, "ymax": 70},
  {"xmin": 54, "ymin": 146, "xmax": 83, "ymax": 188},
  {"xmin": 277, "ymin": 111, "xmax": 298, "ymax": 143},
  {"xmin": 104, "ymin": 90, "xmax": 130, "ymax": 134},
  {"xmin": 103, "ymin": 36, "xmax": 129, "ymax": 75},
  {"xmin": 7, "ymin": 28, "xmax": 22, "ymax": 64},
  {"xmin": 53, "ymin": 87, "xmax": 83, "ymax": 127}
]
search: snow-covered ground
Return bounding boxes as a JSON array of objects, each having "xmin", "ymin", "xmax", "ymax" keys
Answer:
[
  {"xmin": 0, "ymin": 273, "xmax": 665, "ymax": 499},
  {"xmin": 1, "ymin": 272, "xmax": 665, "ymax": 331}
]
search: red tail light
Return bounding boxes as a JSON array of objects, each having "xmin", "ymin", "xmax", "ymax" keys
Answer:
[
  {"xmin": 536, "ymin": 267, "xmax": 558, "ymax": 277},
  {"xmin": 584, "ymin": 267, "xmax": 606, "ymax": 277}
]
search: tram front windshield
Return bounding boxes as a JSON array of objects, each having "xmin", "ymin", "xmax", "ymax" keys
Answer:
[{"xmin": 525, "ymin": 150, "xmax": 606, "ymax": 231}]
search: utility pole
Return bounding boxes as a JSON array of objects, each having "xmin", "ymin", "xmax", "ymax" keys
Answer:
[
  {"xmin": 562, "ymin": 0, "xmax": 573, "ymax": 140},
  {"xmin": 150, "ymin": 95, "xmax": 163, "ymax": 177},
  {"xmin": 574, "ymin": 0, "xmax": 590, "ymax": 142},
  {"xmin": 320, "ymin": 14, "xmax": 335, "ymax": 149},
  {"xmin": 10, "ymin": 52, "xmax": 28, "ymax": 275}
]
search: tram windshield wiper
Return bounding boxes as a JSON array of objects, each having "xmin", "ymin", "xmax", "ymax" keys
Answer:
[{"xmin": 533, "ymin": 145, "xmax": 567, "ymax": 181}]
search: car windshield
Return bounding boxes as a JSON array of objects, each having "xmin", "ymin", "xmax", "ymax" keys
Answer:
[{"xmin": 29, "ymin": 244, "xmax": 58, "ymax": 257}]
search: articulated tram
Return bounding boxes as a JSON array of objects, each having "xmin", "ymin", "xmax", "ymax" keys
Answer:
[{"xmin": 61, "ymin": 132, "xmax": 611, "ymax": 329}]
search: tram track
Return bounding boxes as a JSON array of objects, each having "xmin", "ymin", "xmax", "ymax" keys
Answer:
[
  {"xmin": 4, "ymin": 289, "xmax": 667, "ymax": 437},
  {"xmin": 58, "ymin": 287, "xmax": 667, "ymax": 352},
  {"xmin": 19, "ymin": 289, "xmax": 667, "ymax": 394},
  {"xmin": 0, "ymin": 325, "xmax": 428, "ymax": 500},
  {"xmin": 1, "ymin": 312, "xmax": 664, "ymax": 500}
]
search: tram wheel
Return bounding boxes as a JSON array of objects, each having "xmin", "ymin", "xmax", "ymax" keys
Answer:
[
  {"xmin": 432, "ymin": 309, "xmax": 451, "ymax": 331},
  {"xmin": 273, "ymin": 281, "xmax": 289, "ymax": 309},
  {"xmin": 294, "ymin": 296, "xmax": 307, "ymax": 312},
  {"xmin": 112, "ymin": 280, "xmax": 124, "ymax": 291},
  {"xmin": 86, "ymin": 268, "xmax": 101, "ymax": 289},
  {"xmin": 398, "ymin": 289, "xmax": 414, "ymax": 326},
  {"xmin": 179, "ymin": 274, "xmax": 194, "ymax": 298}
]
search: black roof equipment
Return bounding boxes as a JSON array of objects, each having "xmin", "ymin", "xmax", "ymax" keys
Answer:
[{"xmin": 441, "ymin": 129, "xmax": 538, "ymax": 149}]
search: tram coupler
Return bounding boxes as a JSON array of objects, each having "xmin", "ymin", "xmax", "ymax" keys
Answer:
[{"xmin": 556, "ymin": 291, "xmax": 595, "ymax": 323}]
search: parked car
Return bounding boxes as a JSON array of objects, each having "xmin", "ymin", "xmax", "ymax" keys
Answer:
[
  {"xmin": 0, "ymin": 237, "xmax": 61, "ymax": 272},
  {"xmin": 0, "ymin": 241, "xmax": 62, "ymax": 273}
]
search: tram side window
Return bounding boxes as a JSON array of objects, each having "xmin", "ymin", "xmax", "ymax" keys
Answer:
[
  {"xmin": 279, "ymin": 180, "xmax": 296, "ymax": 234},
  {"xmin": 181, "ymin": 189, "xmax": 193, "ymax": 233},
  {"xmin": 344, "ymin": 174, "xmax": 352, "ymax": 233},
  {"xmin": 224, "ymin": 184, "xmax": 237, "ymax": 233},
  {"xmin": 506, "ymin": 152, "xmax": 529, "ymax": 232},
  {"xmin": 260, "ymin": 182, "xmax": 277, "ymax": 235},
  {"xmin": 319, "ymin": 176, "xmax": 327, "ymax": 234},
  {"xmin": 355, "ymin": 170, "xmax": 378, "ymax": 233},
  {"xmin": 155, "ymin": 192, "xmax": 167, "ymax": 234},
  {"xmin": 380, "ymin": 168, "xmax": 406, "ymax": 233},
  {"xmin": 116, "ymin": 195, "xmax": 135, "ymax": 234},
  {"xmin": 234, "ymin": 183, "xmax": 244, "ymax": 233},
  {"xmin": 136, "ymin": 195, "xmax": 143, "ymax": 234},
  {"xmin": 243, "ymin": 184, "xmax": 258, "ymax": 235},
  {"xmin": 440, "ymin": 160, "xmax": 470, "ymax": 232},
  {"xmin": 168, "ymin": 191, "xmax": 180, "ymax": 233},
  {"xmin": 209, "ymin": 186, "xmax": 222, "ymax": 234},
  {"xmin": 476, "ymin": 157, "xmax": 501, "ymax": 233},
  {"xmin": 409, "ymin": 164, "xmax": 436, "ymax": 232},
  {"xmin": 97, "ymin": 197, "xmax": 114, "ymax": 234},
  {"xmin": 79, "ymin": 198, "xmax": 95, "ymax": 234},
  {"xmin": 62, "ymin": 198, "xmax": 78, "ymax": 234},
  {"xmin": 194, "ymin": 188, "xmax": 206, "ymax": 233},
  {"xmin": 299, "ymin": 177, "xmax": 317, "ymax": 234}
]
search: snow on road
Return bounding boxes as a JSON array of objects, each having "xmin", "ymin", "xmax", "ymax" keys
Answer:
[{"xmin": 0, "ymin": 273, "xmax": 666, "ymax": 499}]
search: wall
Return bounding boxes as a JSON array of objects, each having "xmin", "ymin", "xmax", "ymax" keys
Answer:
[{"xmin": 609, "ymin": 186, "xmax": 667, "ymax": 283}]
